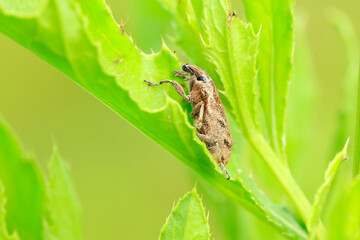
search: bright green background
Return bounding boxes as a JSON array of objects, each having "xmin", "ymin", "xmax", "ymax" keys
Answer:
[{"xmin": 0, "ymin": 0, "xmax": 358, "ymax": 239}]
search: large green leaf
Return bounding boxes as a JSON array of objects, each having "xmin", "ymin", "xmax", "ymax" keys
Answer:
[
  {"xmin": 0, "ymin": 182, "xmax": 19, "ymax": 240},
  {"xmin": 43, "ymin": 150, "xmax": 82, "ymax": 240},
  {"xmin": 242, "ymin": 0, "xmax": 294, "ymax": 160},
  {"xmin": 0, "ymin": 120, "xmax": 45, "ymax": 240},
  {"xmin": 0, "ymin": 0, "xmax": 307, "ymax": 238},
  {"xmin": 159, "ymin": 189, "xmax": 210, "ymax": 240},
  {"xmin": 308, "ymin": 139, "xmax": 349, "ymax": 239}
]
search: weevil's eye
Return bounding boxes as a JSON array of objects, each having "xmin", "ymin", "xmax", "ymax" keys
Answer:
[
  {"xmin": 197, "ymin": 76, "xmax": 207, "ymax": 82},
  {"xmin": 182, "ymin": 64, "xmax": 190, "ymax": 73}
]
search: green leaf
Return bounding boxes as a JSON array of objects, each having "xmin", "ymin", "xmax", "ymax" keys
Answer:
[
  {"xmin": 0, "ymin": 120, "xmax": 45, "ymax": 240},
  {"xmin": 242, "ymin": 0, "xmax": 294, "ymax": 159},
  {"xmin": 157, "ymin": 0, "xmax": 223, "ymax": 90},
  {"xmin": 201, "ymin": 2, "xmax": 312, "ymax": 234},
  {"xmin": 203, "ymin": 0, "xmax": 259, "ymax": 138},
  {"xmin": 308, "ymin": 139, "xmax": 349, "ymax": 239},
  {"xmin": 0, "ymin": 0, "xmax": 307, "ymax": 238},
  {"xmin": 43, "ymin": 150, "xmax": 82, "ymax": 240},
  {"xmin": 159, "ymin": 189, "xmax": 210, "ymax": 240},
  {"xmin": 325, "ymin": 9, "xmax": 360, "ymax": 175},
  {"xmin": 287, "ymin": 13, "xmax": 317, "ymax": 167},
  {"xmin": 0, "ymin": 182, "xmax": 19, "ymax": 240},
  {"xmin": 328, "ymin": 176, "xmax": 360, "ymax": 240}
]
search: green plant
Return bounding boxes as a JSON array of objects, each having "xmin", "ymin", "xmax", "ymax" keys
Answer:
[
  {"xmin": 0, "ymin": 0, "xmax": 359, "ymax": 239},
  {"xmin": 159, "ymin": 189, "xmax": 210, "ymax": 240},
  {"xmin": 0, "ymin": 120, "xmax": 80, "ymax": 239}
]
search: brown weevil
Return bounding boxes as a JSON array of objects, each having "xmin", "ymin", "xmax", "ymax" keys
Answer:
[{"xmin": 145, "ymin": 64, "xmax": 232, "ymax": 180}]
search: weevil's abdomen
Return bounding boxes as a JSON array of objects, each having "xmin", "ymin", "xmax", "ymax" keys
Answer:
[{"xmin": 201, "ymin": 103, "xmax": 232, "ymax": 165}]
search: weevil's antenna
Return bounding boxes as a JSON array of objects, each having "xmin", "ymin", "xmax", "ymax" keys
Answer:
[{"xmin": 220, "ymin": 162, "xmax": 231, "ymax": 180}]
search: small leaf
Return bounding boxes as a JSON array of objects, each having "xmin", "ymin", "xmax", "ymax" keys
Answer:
[
  {"xmin": 0, "ymin": 120, "xmax": 45, "ymax": 240},
  {"xmin": 308, "ymin": 139, "xmax": 349, "ymax": 239},
  {"xmin": 328, "ymin": 176, "xmax": 360, "ymax": 240},
  {"xmin": 0, "ymin": 182, "xmax": 19, "ymax": 240},
  {"xmin": 43, "ymin": 150, "xmax": 82, "ymax": 240},
  {"xmin": 159, "ymin": 189, "xmax": 210, "ymax": 240}
]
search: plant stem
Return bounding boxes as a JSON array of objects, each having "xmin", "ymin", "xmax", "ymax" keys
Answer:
[
  {"xmin": 353, "ymin": 71, "xmax": 360, "ymax": 177},
  {"xmin": 251, "ymin": 133, "xmax": 326, "ymax": 239}
]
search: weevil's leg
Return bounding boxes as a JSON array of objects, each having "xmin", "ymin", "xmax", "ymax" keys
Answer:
[
  {"xmin": 192, "ymin": 102, "xmax": 204, "ymax": 129},
  {"xmin": 214, "ymin": 142, "xmax": 231, "ymax": 180},
  {"xmin": 184, "ymin": 75, "xmax": 196, "ymax": 82},
  {"xmin": 220, "ymin": 161, "xmax": 231, "ymax": 180},
  {"xmin": 173, "ymin": 70, "xmax": 188, "ymax": 78},
  {"xmin": 144, "ymin": 80, "xmax": 190, "ymax": 102},
  {"xmin": 144, "ymin": 80, "xmax": 160, "ymax": 86},
  {"xmin": 174, "ymin": 70, "xmax": 195, "ymax": 82},
  {"xmin": 191, "ymin": 101, "xmax": 204, "ymax": 118},
  {"xmin": 197, "ymin": 102, "xmax": 204, "ymax": 122},
  {"xmin": 159, "ymin": 80, "xmax": 190, "ymax": 102},
  {"xmin": 196, "ymin": 133, "xmax": 216, "ymax": 144},
  {"xmin": 194, "ymin": 121, "xmax": 203, "ymax": 130}
]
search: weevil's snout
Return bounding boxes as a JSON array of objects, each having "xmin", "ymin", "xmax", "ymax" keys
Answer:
[{"xmin": 182, "ymin": 64, "xmax": 191, "ymax": 73}]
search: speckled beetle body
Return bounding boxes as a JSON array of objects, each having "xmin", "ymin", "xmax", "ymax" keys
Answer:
[{"xmin": 145, "ymin": 64, "xmax": 232, "ymax": 179}]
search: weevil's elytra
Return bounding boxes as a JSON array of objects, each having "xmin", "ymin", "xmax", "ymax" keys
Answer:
[{"xmin": 144, "ymin": 64, "xmax": 232, "ymax": 180}]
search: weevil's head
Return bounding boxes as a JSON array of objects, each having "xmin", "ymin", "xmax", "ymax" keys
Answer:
[
  {"xmin": 182, "ymin": 64, "xmax": 192, "ymax": 73},
  {"xmin": 182, "ymin": 64, "xmax": 211, "ymax": 83},
  {"xmin": 183, "ymin": 64, "xmax": 212, "ymax": 92}
]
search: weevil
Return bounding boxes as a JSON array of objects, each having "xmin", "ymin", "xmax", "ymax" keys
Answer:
[{"xmin": 144, "ymin": 64, "xmax": 232, "ymax": 179}]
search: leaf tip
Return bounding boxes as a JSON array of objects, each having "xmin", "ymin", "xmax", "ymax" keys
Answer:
[{"xmin": 345, "ymin": 137, "xmax": 350, "ymax": 149}]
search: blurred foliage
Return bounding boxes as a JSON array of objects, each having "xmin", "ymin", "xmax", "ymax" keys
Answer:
[
  {"xmin": 0, "ymin": 0, "xmax": 359, "ymax": 239},
  {"xmin": 0, "ymin": 0, "xmax": 308, "ymax": 237},
  {"xmin": 0, "ymin": 121, "xmax": 44, "ymax": 239},
  {"xmin": 0, "ymin": 182, "xmax": 19, "ymax": 240},
  {"xmin": 309, "ymin": 140, "xmax": 348, "ymax": 239},
  {"xmin": 0, "ymin": 120, "xmax": 81, "ymax": 239},
  {"xmin": 328, "ymin": 176, "xmax": 360, "ymax": 240},
  {"xmin": 326, "ymin": 8, "xmax": 360, "ymax": 175},
  {"xmin": 43, "ymin": 151, "xmax": 82, "ymax": 240}
]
